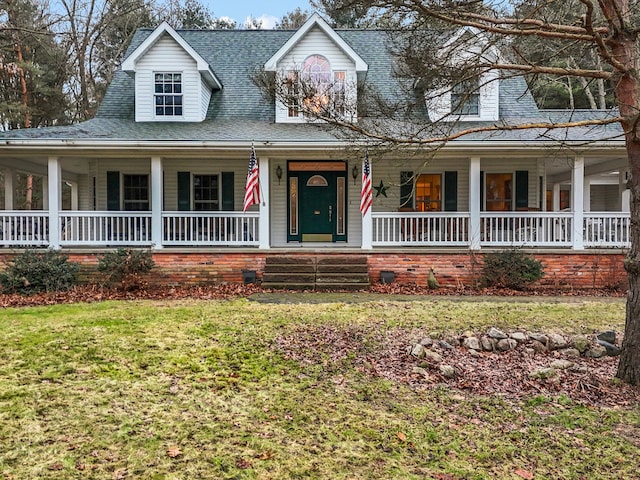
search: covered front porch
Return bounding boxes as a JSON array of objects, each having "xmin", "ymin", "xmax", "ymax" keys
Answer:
[{"xmin": 0, "ymin": 150, "xmax": 631, "ymax": 251}]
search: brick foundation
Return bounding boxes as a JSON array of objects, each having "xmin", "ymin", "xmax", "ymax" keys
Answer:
[{"xmin": 0, "ymin": 249, "xmax": 627, "ymax": 290}]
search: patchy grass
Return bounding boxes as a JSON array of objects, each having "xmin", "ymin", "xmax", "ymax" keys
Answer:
[{"xmin": 0, "ymin": 297, "xmax": 638, "ymax": 479}]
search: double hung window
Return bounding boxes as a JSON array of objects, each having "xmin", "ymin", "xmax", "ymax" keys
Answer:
[{"xmin": 155, "ymin": 73, "xmax": 183, "ymax": 116}]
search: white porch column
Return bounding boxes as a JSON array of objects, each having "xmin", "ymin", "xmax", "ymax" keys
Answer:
[
  {"xmin": 258, "ymin": 156, "xmax": 270, "ymax": 249},
  {"xmin": 552, "ymin": 183, "xmax": 561, "ymax": 211},
  {"xmin": 620, "ymin": 170, "xmax": 630, "ymax": 212},
  {"xmin": 469, "ymin": 157, "xmax": 481, "ymax": 250},
  {"xmin": 4, "ymin": 168, "xmax": 13, "ymax": 210},
  {"xmin": 70, "ymin": 182, "xmax": 79, "ymax": 210},
  {"xmin": 572, "ymin": 156, "xmax": 585, "ymax": 250},
  {"xmin": 47, "ymin": 157, "xmax": 61, "ymax": 249},
  {"xmin": 583, "ymin": 176, "xmax": 591, "ymax": 212},
  {"xmin": 151, "ymin": 156, "xmax": 163, "ymax": 249}
]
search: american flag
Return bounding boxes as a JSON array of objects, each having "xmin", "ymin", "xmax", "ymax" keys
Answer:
[
  {"xmin": 360, "ymin": 150, "xmax": 372, "ymax": 215},
  {"xmin": 243, "ymin": 144, "xmax": 260, "ymax": 212}
]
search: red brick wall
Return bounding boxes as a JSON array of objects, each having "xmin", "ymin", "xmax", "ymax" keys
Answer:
[
  {"xmin": 367, "ymin": 251, "xmax": 626, "ymax": 289},
  {"xmin": 0, "ymin": 250, "xmax": 627, "ymax": 289}
]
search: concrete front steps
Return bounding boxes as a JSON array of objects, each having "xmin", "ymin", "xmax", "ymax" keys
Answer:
[{"xmin": 261, "ymin": 255, "xmax": 370, "ymax": 291}]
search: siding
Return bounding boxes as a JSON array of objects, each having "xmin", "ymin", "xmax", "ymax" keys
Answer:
[{"xmin": 134, "ymin": 34, "xmax": 205, "ymax": 123}]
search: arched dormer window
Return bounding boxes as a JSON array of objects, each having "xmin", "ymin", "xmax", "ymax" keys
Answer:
[{"xmin": 285, "ymin": 55, "xmax": 347, "ymax": 119}]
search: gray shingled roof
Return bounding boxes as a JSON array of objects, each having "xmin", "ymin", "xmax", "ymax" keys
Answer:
[{"xmin": 0, "ymin": 27, "xmax": 624, "ymax": 144}]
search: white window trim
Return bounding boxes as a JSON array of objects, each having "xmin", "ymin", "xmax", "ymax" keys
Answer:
[{"xmin": 153, "ymin": 71, "xmax": 185, "ymax": 121}]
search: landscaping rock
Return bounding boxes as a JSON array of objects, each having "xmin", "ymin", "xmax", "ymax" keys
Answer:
[
  {"xmin": 468, "ymin": 349, "xmax": 480, "ymax": 358},
  {"xmin": 419, "ymin": 337, "xmax": 434, "ymax": 347},
  {"xmin": 439, "ymin": 365, "xmax": 456, "ymax": 378},
  {"xmin": 463, "ymin": 336, "xmax": 481, "ymax": 351},
  {"xmin": 597, "ymin": 331, "xmax": 616, "ymax": 344},
  {"xmin": 412, "ymin": 366, "xmax": 430, "ymax": 379},
  {"xmin": 559, "ymin": 348, "xmax": 581, "ymax": 358},
  {"xmin": 572, "ymin": 335, "xmax": 591, "ymax": 354},
  {"xmin": 439, "ymin": 340, "xmax": 455, "ymax": 350},
  {"xmin": 410, "ymin": 344, "xmax": 426, "ymax": 358},
  {"xmin": 480, "ymin": 336, "xmax": 494, "ymax": 351},
  {"xmin": 597, "ymin": 339, "xmax": 621, "ymax": 356},
  {"xmin": 547, "ymin": 333, "xmax": 569, "ymax": 350},
  {"xmin": 510, "ymin": 332, "xmax": 528, "ymax": 343},
  {"xmin": 487, "ymin": 327, "xmax": 508, "ymax": 340},
  {"xmin": 423, "ymin": 350, "xmax": 444, "ymax": 363},
  {"xmin": 585, "ymin": 345, "xmax": 607, "ymax": 358},
  {"xmin": 496, "ymin": 338, "xmax": 517, "ymax": 352},
  {"xmin": 529, "ymin": 367, "xmax": 557, "ymax": 380},
  {"xmin": 550, "ymin": 360, "xmax": 574, "ymax": 370},
  {"xmin": 529, "ymin": 333, "xmax": 548, "ymax": 344}
]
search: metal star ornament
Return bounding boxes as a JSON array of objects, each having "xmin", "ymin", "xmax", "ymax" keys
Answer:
[{"xmin": 374, "ymin": 180, "xmax": 388, "ymax": 197}]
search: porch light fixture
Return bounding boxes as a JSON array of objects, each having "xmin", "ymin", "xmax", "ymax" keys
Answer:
[
  {"xmin": 276, "ymin": 164, "xmax": 283, "ymax": 184},
  {"xmin": 352, "ymin": 164, "xmax": 358, "ymax": 184}
]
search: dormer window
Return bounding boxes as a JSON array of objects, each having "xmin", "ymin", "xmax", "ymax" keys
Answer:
[
  {"xmin": 155, "ymin": 73, "xmax": 183, "ymax": 116},
  {"xmin": 451, "ymin": 78, "xmax": 479, "ymax": 116},
  {"xmin": 285, "ymin": 55, "xmax": 348, "ymax": 119}
]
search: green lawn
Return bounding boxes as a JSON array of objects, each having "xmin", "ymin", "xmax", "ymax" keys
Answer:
[{"xmin": 1, "ymin": 296, "xmax": 638, "ymax": 479}]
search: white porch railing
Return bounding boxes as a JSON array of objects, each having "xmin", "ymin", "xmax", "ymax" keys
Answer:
[
  {"xmin": 372, "ymin": 212, "xmax": 470, "ymax": 246},
  {"xmin": 584, "ymin": 212, "xmax": 630, "ymax": 247},
  {"xmin": 162, "ymin": 212, "xmax": 259, "ymax": 246},
  {"xmin": 480, "ymin": 212, "xmax": 573, "ymax": 247},
  {"xmin": 0, "ymin": 211, "xmax": 49, "ymax": 246},
  {"xmin": 0, "ymin": 210, "xmax": 630, "ymax": 249},
  {"xmin": 60, "ymin": 212, "xmax": 153, "ymax": 246}
]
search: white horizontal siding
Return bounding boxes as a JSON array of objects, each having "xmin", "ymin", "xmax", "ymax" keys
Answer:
[
  {"xmin": 134, "ymin": 34, "xmax": 206, "ymax": 122},
  {"xmin": 95, "ymin": 159, "xmax": 151, "ymax": 210}
]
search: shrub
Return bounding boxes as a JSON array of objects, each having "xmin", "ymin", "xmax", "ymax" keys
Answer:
[
  {"xmin": 481, "ymin": 249, "xmax": 544, "ymax": 290},
  {"xmin": 0, "ymin": 249, "xmax": 80, "ymax": 294},
  {"xmin": 97, "ymin": 248, "xmax": 155, "ymax": 290}
]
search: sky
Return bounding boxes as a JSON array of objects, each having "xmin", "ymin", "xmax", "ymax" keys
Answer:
[{"xmin": 204, "ymin": 0, "xmax": 313, "ymax": 29}]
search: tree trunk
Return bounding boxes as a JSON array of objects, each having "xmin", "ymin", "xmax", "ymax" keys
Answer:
[{"xmin": 611, "ymin": 22, "xmax": 640, "ymax": 384}]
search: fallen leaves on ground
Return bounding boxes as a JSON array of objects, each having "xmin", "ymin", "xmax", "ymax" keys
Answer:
[
  {"xmin": 0, "ymin": 282, "xmax": 625, "ymax": 309},
  {"xmin": 274, "ymin": 322, "xmax": 640, "ymax": 408}
]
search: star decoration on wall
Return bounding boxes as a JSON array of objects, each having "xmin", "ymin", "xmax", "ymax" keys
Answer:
[{"xmin": 374, "ymin": 180, "xmax": 388, "ymax": 197}]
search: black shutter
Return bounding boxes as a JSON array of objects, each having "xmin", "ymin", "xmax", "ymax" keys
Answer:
[
  {"xmin": 221, "ymin": 172, "xmax": 234, "ymax": 211},
  {"xmin": 516, "ymin": 170, "xmax": 529, "ymax": 210},
  {"xmin": 106, "ymin": 171, "xmax": 120, "ymax": 211},
  {"xmin": 444, "ymin": 171, "xmax": 458, "ymax": 211},
  {"xmin": 177, "ymin": 171, "xmax": 190, "ymax": 211},
  {"xmin": 400, "ymin": 171, "xmax": 414, "ymax": 209}
]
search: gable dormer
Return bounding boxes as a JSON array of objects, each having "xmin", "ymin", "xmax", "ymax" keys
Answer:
[
  {"xmin": 265, "ymin": 13, "xmax": 368, "ymax": 123},
  {"xmin": 121, "ymin": 22, "xmax": 222, "ymax": 123},
  {"xmin": 426, "ymin": 27, "xmax": 500, "ymax": 122}
]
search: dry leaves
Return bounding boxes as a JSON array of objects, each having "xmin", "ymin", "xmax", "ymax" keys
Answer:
[
  {"xmin": 166, "ymin": 445, "xmax": 182, "ymax": 458},
  {"xmin": 275, "ymin": 323, "xmax": 640, "ymax": 407}
]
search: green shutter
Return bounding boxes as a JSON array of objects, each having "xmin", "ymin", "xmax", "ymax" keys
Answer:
[
  {"xmin": 106, "ymin": 171, "xmax": 120, "ymax": 211},
  {"xmin": 222, "ymin": 172, "xmax": 234, "ymax": 211},
  {"xmin": 515, "ymin": 170, "xmax": 529, "ymax": 209},
  {"xmin": 177, "ymin": 171, "xmax": 190, "ymax": 211},
  {"xmin": 444, "ymin": 171, "xmax": 458, "ymax": 211},
  {"xmin": 400, "ymin": 171, "xmax": 414, "ymax": 209}
]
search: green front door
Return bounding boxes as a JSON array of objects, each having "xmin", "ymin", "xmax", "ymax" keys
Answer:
[
  {"xmin": 299, "ymin": 172, "xmax": 336, "ymax": 242},
  {"xmin": 287, "ymin": 163, "xmax": 347, "ymax": 243}
]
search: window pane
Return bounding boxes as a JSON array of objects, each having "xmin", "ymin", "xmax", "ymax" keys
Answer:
[
  {"xmin": 154, "ymin": 72, "xmax": 183, "ymax": 117},
  {"xmin": 415, "ymin": 174, "xmax": 442, "ymax": 211},
  {"xmin": 486, "ymin": 173, "xmax": 513, "ymax": 211}
]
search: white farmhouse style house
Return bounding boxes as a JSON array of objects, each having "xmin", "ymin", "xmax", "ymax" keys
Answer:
[{"xmin": 0, "ymin": 14, "xmax": 629, "ymax": 287}]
